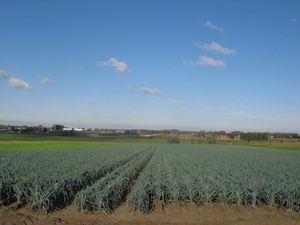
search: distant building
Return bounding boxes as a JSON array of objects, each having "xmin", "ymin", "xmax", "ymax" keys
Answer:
[
  {"xmin": 156, "ymin": 132, "xmax": 165, "ymax": 137},
  {"xmin": 74, "ymin": 128, "xmax": 84, "ymax": 131},
  {"xmin": 218, "ymin": 134, "xmax": 229, "ymax": 139},
  {"xmin": 63, "ymin": 127, "xmax": 73, "ymax": 131},
  {"xmin": 234, "ymin": 135, "xmax": 241, "ymax": 140},
  {"xmin": 63, "ymin": 127, "xmax": 84, "ymax": 131},
  {"xmin": 100, "ymin": 129, "xmax": 114, "ymax": 134},
  {"xmin": 116, "ymin": 129, "xmax": 125, "ymax": 134}
]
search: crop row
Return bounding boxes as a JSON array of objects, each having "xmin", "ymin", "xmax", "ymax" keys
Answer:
[
  {"xmin": 1, "ymin": 144, "xmax": 299, "ymax": 215},
  {"xmin": 130, "ymin": 145, "xmax": 300, "ymax": 213},
  {"xmin": 73, "ymin": 145, "xmax": 156, "ymax": 214},
  {"xmin": 0, "ymin": 145, "xmax": 153, "ymax": 213}
]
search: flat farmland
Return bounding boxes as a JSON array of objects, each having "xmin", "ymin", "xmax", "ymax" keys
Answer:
[
  {"xmin": 0, "ymin": 133, "xmax": 165, "ymax": 152},
  {"xmin": 0, "ymin": 144, "xmax": 300, "ymax": 225}
]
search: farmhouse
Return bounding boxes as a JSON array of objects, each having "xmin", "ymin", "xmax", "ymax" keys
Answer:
[{"xmin": 218, "ymin": 134, "xmax": 229, "ymax": 139}]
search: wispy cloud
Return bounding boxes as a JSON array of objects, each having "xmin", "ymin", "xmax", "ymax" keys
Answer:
[
  {"xmin": 0, "ymin": 69, "xmax": 10, "ymax": 78},
  {"xmin": 96, "ymin": 58, "xmax": 130, "ymax": 73},
  {"xmin": 126, "ymin": 85, "xmax": 133, "ymax": 91},
  {"xmin": 204, "ymin": 21, "xmax": 223, "ymax": 33},
  {"xmin": 218, "ymin": 110, "xmax": 296, "ymax": 122},
  {"xmin": 290, "ymin": 18, "xmax": 299, "ymax": 23},
  {"xmin": 188, "ymin": 101, "xmax": 298, "ymax": 123},
  {"xmin": 140, "ymin": 87, "xmax": 163, "ymax": 95},
  {"xmin": 38, "ymin": 76, "xmax": 52, "ymax": 85},
  {"xmin": 170, "ymin": 95, "xmax": 182, "ymax": 100},
  {"xmin": 8, "ymin": 78, "xmax": 33, "ymax": 91},
  {"xmin": 69, "ymin": 62, "xmax": 83, "ymax": 71},
  {"xmin": 189, "ymin": 55, "xmax": 226, "ymax": 67},
  {"xmin": 197, "ymin": 42, "xmax": 237, "ymax": 55}
]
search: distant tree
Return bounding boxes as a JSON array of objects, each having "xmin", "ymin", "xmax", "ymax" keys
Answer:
[
  {"xmin": 52, "ymin": 124, "xmax": 64, "ymax": 131},
  {"xmin": 162, "ymin": 130, "xmax": 171, "ymax": 135},
  {"xmin": 23, "ymin": 126, "xmax": 35, "ymax": 132},
  {"xmin": 198, "ymin": 130, "xmax": 206, "ymax": 137},
  {"xmin": 206, "ymin": 135, "xmax": 217, "ymax": 144},
  {"xmin": 62, "ymin": 130, "xmax": 76, "ymax": 136},
  {"xmin": 228, "ymin": 131, "xmax": 242, "ymax": 139},
  {"xmin": 170, "ymin": 129, "xmax": 180, "ymax": 135},
  {"xmin": 240, "ymin": 132, "xmax": 268, "ymax": 142},
  {"xmin": 124, "ymin": 130, "xmax": 131, "ymax": 135},
  {"xmin": 167, "ymin": 135, "xmax": 180, "ymax": 144},
  {"xmin": 190, "ymin": 137, "xmax": 195, "ymax": 144}
]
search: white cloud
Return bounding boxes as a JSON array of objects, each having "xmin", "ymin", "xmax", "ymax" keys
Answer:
[
  {"xmin": 8, "ymin": 78, "xmax": 33, "ymax": 90},
  {"xmin": 39, "ymin": 77, "xmax": 52, "ymax": 85},
  {"xmin": 204, "ymin": 21, "xmax": 223, "ymax": 33},
  {"xmin": 190, "ymin": 55, "xmax": 225, "ymax": 67},
  {"xmin": 140, "ymin": 87, "xmax": 162, "ymax": 95},
  {"xmin": 38, "ymin": 76, "xmax": 52, "ymax": 85},
  {"xmin": 198, "ymin": 55, "xmax": 225, "ymax": 67},
  {"xmin": 96, "ymin": 58, "xmax": 130, "ymax": 73},
  {"xmin": 0, "ymin": 69, "xmax": 9, "ymax": 78},
  {"xmin": 198, "ymin": 42, "xmax": 237, "ymax": 54}
]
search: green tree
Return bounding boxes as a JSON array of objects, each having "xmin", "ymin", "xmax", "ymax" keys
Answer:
[
  {"xmin": 52, "ymin": 124, "xmax": 64, "ymax": 131},
  {"xmin": 167, "ymin": 136, "xmax": 180, "ymax": 144},
  {"xmin": 206, "ymin": 135, "xmax": 217, "ymax": 144}
]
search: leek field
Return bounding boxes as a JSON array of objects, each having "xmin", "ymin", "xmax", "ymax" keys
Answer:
[{"xmin": 0, "ymin": 144, "xmax": 300, "ymax": 215}]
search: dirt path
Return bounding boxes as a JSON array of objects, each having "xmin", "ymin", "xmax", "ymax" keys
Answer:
[{"xmin": 1, "ymin": 201, "xmax": 300, "ymax": 225}]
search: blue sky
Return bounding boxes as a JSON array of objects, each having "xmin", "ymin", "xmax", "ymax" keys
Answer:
[{"xmin": 1, "ymin": 0, "xmax": 300, "ymax": 132}]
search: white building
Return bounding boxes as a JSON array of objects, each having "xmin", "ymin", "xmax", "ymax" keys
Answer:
[{"xmin": 63, "ymin": 127, "xmax": 84, "ymax": 131}]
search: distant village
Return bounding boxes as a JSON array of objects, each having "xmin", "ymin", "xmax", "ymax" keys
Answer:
[{"xmin": 0, "ymin": 124, "xmax": 299, "ymax": 142}]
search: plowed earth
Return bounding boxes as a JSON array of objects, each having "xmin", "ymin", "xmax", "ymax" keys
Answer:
[{"xmin": 1, "ymin": 201, "xmax": 300, "ymax": 225}]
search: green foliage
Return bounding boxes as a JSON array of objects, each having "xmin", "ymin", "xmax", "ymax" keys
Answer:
[
  {"xmin": 167, "ymin": 136, "xmax": 180, "ymax": 144},
  {"xmin": 1, "ymin": 207, "xmax": 9, "ymax": 216},
  {"xmin": 291, "ymin": 215, "xmax": 298, "ymax": 220},
  {"xmin": 62, "ymin": 130, "xmax": 77, "ymax": 136},
  {"xmin": 74, "ymin": 146, "xmax": 156, "ymax": 214},
  {"xmin": 240, "ymin": 132, "xmax": 268, "ymax": 142},
  {"xmin": 1, "ymin": 144, "xmax": 300, "ymax": 215},
  {"xmin": 236, "ymin": 217, "xmax": 246, "ymax": 222},
  {"xmin": 52, "ymin": 124, "xmax": 64, "ymax": 131},
  {"xmin": 0, "ymin": 145, "xmax": 152, "ymax": 214},
  {"xmin": 205, "ymin": 135, "xmax": 217, "ymax": 144},
  {"xmin": 130, "ymin": 145, "xmax": 300, "ymax": 213}
]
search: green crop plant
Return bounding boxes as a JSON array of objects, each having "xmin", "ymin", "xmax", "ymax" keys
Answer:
[
  {"xmin": 1, "ymin": 207, "xmax": 9, "ymax": 216},
  {"xmin": 73, "ymin": 146, "xmax": 156, "ymax": 214},
  {"xmin": 1, "ymin": 144, "xmax": 300, "ymax": 215},
  {"xmin": 0, "ymin": 144, "xmax": 153, "ymax": 214},
  {"xmin": 130, "ymin": 144, "xmax": 300, "ymax": 213}
]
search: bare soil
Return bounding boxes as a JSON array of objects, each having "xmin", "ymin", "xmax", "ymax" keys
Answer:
[{"xmin": 1, "ymin": 201, "xmax": 300, "ymax": 225}]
